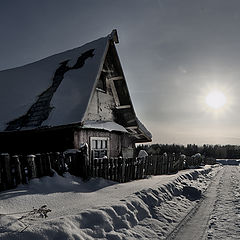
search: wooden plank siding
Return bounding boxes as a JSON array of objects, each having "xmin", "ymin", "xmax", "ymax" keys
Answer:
[{"xmin": 74, "ymin": 129, "xmax": 135, "ymax": 158}]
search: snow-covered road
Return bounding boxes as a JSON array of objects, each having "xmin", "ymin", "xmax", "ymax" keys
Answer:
[
  {"xmin": 168, "ymin": 166, "xmax": 240, "ymax": 240},
  {"xmin": 206, "ymin": 166, "xmax": 240, "ymax": 240}
]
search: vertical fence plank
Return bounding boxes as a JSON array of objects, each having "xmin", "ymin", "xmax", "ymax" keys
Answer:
[
  {"xmin": 102, "ymin": 157, "xmax": 107, "ymax": 179},
  {"xmin": 42, "ymin": 153, "xmax": 52, "ymax": 176},
  {"xmin": 19, "ymin": 155, "xmax": 28, "ymax": 184},
  {"xmin": 124, "ymin": 159, "xmax": 128, "ymax": 182},
  {"xmin": 140, "ymin": 157, "xmax": 145, "ymax": 179},
  {"xmin": 156, "ymin": 155, "xmax": 162, "ymax": 175},
  {"xmin": 50, "ymin": 152, "xmax": 65, "ymax": 176},
  {"xmin": 27, "ymin": 155, "xmax": 37, "ymax": 179},
  {"xmin": 94, "ymin": 158, "xmax": 97, "ymax": 177},
  {"xmin": 122, "ymin": 158, "xmax": 126, "ymax": 182},
  {"xmin": 113, "ymin": 158, "xmax": 117, "ymax": 181},
  {"xmin": 98, "ymin": 158, "xmax": 102, "ymax": 177},
  {"xmin": 0, "ymin": 153, "xmax": 11, "ymax": 190},
  {"xmin": 1, "ymin": 153, "xmax": 11, "ymax": 189},
  {"xmin": 89, "ymin": 154, "xmax": 94, "ymax": 178},
  {"xmin": 35, "ymin": 154, "xmax": 43, "ymax": 178},
  {"xmin": 11, "ymin": 155, "xmax": 22, "ymax": 186},
  {"xmin": 135, "ymin": 158, "xmax": 140, "ymax": 180},
  {"xmin": 129, "ymin": 158, "xmax": 132, "ymax": 181},
  {"xmin": 0, "ymin": 155, "xmax": 4, "ymax": 191},
  {"xmin": 106, "ymin": 158, "xmax": 110, "ymax": 180}
]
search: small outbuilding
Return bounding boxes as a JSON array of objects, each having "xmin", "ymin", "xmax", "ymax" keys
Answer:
[{"xmin": 0, "ymin": 30, "xmax": 151, "ymax": 158}]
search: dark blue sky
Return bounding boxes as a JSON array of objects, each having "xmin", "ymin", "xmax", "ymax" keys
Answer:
[{"xmin": 1, "ymin": 0, "xmax": 240, "ymax": 145}]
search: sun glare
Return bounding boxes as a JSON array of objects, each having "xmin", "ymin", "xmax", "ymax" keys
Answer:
[{"xmin": 205, "ymin": 90, "xmax": 226, "ymax": 109}]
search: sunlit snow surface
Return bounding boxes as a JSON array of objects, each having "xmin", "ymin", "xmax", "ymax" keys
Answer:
[{"xmin": 0, "ymin": 165, "xmax": 221, "ymax": 239}]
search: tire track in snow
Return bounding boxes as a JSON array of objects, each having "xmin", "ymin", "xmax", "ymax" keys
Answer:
[
  {"xmin": 206, "ymin": 166, "xmax": 240, "ymax": 240},
  {"xmin": 167, "ymin": 166, "xmax": 240, "ymax": 240},
  {"xmin": 166, "ymin": 166, "xmax": 224, "ymax": 240}
]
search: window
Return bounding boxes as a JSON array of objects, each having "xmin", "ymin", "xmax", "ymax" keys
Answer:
[{"xmin": 90, "ymin": 137, "xmax": 109, "ymax": 158}]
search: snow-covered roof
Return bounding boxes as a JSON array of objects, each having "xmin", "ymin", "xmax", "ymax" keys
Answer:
[
  {"xmin": 0, "ymin": 30, "xmax": 152, "ymax": 142},
  {"xmin": 82, "ymin": 120, "xmax": 128, "ymax": 133},
  {"xmin": 136, "ymin": 118, "xmax": 152, "ymax": 141},
  {"xmin": 0, "ymin": 34, "xmax": 110, "ymax": 131}
]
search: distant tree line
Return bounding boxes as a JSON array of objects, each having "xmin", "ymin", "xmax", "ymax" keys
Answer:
[{"xmin": 136, "ymin": 144, "xmax": 240, "ymax": 159}]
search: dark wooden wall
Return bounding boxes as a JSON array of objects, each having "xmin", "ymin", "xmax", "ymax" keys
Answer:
[
  {"xmin": 0, "ymin": 128, "xmax": 75, "ymax": 154},
  {"xmin": 0, "ymin": 127, "xmax": 136, "ymax": 157}
]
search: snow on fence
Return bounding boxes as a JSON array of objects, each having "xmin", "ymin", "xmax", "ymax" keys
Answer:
[{"xmin": 0, "ymin": 152, "xmax": 215, "ymax": 192}]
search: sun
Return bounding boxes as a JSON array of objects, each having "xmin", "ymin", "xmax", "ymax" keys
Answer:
[{"xmin": 205, "ymin": 90, "xmax": 226, "ymax": 109}]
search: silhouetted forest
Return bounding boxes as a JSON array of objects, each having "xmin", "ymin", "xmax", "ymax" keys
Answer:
[{"xmin": 137, "ymin": 144, "xmax": 240, "ymax": 159}]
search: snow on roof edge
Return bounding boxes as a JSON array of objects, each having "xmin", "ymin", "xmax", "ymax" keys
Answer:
[
  {"xmin": 0, "ymin": 35, "xmax": 113, "ymax": 73},
  {"xmin": 82, "ymin": 121, "xmax": 128, "ymax": 133},
  {"xmin": 136, "ymin": 117, "xmax": 152, "ymax": 140}
]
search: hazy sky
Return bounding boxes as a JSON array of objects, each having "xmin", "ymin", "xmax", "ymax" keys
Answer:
[{"xmin": 1, "ymin": 0, "xmax": 240, "ymax": 145}]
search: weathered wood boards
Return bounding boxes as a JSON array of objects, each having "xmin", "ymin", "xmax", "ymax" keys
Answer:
[{"xmin": 0, "ymin": 152, "xmax": 214, "ymax": 192}]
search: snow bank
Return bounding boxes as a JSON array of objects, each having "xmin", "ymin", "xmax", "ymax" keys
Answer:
[{"xmin": 0, "ymin": 165, "xmax": 220, "ymax": 239}]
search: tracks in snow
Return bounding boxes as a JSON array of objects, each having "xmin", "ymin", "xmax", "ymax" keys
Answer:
[
  {"xmin": 167, "ymin": 166, "xmax": 240, "ymax": 240},
  {"xmin": 206, "ymin": 166, "xmax": 240, "ymax": 240}
]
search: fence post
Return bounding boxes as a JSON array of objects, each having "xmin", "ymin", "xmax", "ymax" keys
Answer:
[
  {"xmin": 94, "ymin": 158, "xmax": 97, "ymax": 177},
  {"xmin": 18, "ymin": 155, "xmax": 28, "ymax": 184},
  {"xmin": 128, "ymin": 159, "xmax": 132, "ymax": 181},
  {"xmin": 163, "ymin": 153, "xmax": 167, "ymax": 174},
  {"xmin": 11, "ymin": 155, "xmax": 22, "ymax": 186},
  {"xmin": 144, "ymin": 156, "xmax": 150, "ymax": 177},
  {"xmin": 89, "ymin": 154, "xmax": 93, "ymax": 177},
  {"xmin": 121, "ymin": 157, "xmax": 125, "ymax": 182},
  {"xmin": 149, "ymin": 156, "xmax": 154, "ymax": 175},
  {"xmin": 124, "ymin": 159, "xmax": 128, "ymax": 182},
  {"xmin": 140, "ymin": 157, "xmax": 145, "ymax": 179},
  {"xmin": 98, "ymin": 158, "xmax": 102, "ymax": 177},
  {"xmin": 148, "ymin": 156, "xmax": 152, "ymax": 175},
  {"xmin": 179, "ymin": 154, "xmax": 186, "ymax": 170},
  {"xmin": 0, "ymin": 154, "xmax": 3, "ymax": 191},
  {"xmin": 50, "ymin": 152, "xmax": 63, "ymax": 175},
  {"xmin": 113, "ymin": 158, "xmax": 117, "ymax": 181},
  {"xmin": 109, "ymin": 158, "xmax": 113, "ymax": 180},
  {"xmin": 117, "ymin": 157, "xmax": 122, "ymax": 182},
  {"xmin": 127, "ymin": 158, "xmax": 131, "ymax": 181},
  {"xmin": 35, "ymin": 154, "xmax": 44, "ymax": 177},
  {"xmin": 102, "ymin": 157, "xmax": 107, "ymax": 179},
  {"xmin": 0, "ymin": 153, "xmax": 11, "ymax": 190},
  {"xmin": 141, "ymin": 157, "xmax": 145, "ymax": 178},
  {"xmin": 157, "ymin": 155, "xmax": 161, "ymax": 175},
  {"xmin": 42, "ymin": 153, "xmax": 52, "ymax": 176},
  {"xmin": 131, "ymin": 158, "xmax": 136, "ymax": 180},
  {"xmin": 133, "ymin": 158, "xmax": 137, "ymax": 180},
  {"xmin": 135, "ymin": 158, "xmax": 140, "ymax": 179},
  {"xmin": 106, "ymin": 158, "xmax": 110, "ymax": 179},
  {"xmin": 27, "ymin": 155, "xmax": 37, "ymax": 179},
  {"xmin": 171, "ymin": 153, "xmax": 179, "ymax": 174}
]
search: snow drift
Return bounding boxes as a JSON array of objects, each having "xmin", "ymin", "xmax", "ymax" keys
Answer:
[{"xmin": 0, "ymin": 165, "xmax": 220, "ymax": 239}]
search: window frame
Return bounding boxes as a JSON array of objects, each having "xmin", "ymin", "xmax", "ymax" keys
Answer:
[{"xmin": 90, "ymin": 137, "xmax": 110, "ymax": 159}]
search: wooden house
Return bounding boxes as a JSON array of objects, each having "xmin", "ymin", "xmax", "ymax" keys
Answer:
[{"xmin": 0, "ymin": 30, "xmax": 152, "ymax": 158}]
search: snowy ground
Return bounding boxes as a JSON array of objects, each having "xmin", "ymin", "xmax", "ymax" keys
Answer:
[
  {"xmin": 206, "ymin": 166, "xmax": 240, "ymax": 240},
  {"xmin": 0, "ymin": 165, "xmax": 224, "ymax": 239}
]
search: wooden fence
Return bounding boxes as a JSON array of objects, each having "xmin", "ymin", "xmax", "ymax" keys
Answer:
[
  {"xmin": 89, "ymin": 153, "xmax": 184, "ymax": 183},
  {"xmin": 0, "ymin": 152, "xmax": 215, "ymax": 192}
]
